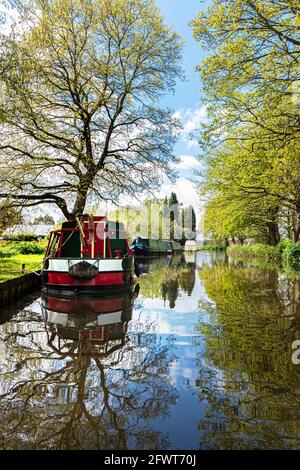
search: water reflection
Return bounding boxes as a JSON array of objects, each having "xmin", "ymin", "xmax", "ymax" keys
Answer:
[
  {"xmin": 197, "ymin": 259, "xmax": 300, "ymax": 449},
  {"xmin": 137, "ymin": 254, "xmax": 196, "ymax": 308},
  {"xmin": 42, "ymin": 288, "xmax": 139, "ymax": 358},
  {"xmin": 0, "ymin": 285, "xmax": 178, "ymax": 450},
  {"xmin": 1, "ymin": 253, "xmax": 300, "ymax": 449}
]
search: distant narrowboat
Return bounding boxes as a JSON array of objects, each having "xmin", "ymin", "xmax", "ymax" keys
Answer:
[
  {"xmin": 130, "ymin": 237, "xmax": 182, "ymax": 257},
  {"xmin": 184, "ymin": 240, "xmax": 198, "ymax": 252},
  {"xmin": 42, "ymin": 215, "xmax": 134, "ymax": 294}
]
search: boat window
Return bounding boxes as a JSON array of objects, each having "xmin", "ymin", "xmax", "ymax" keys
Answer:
[{"xmin": 47, "ymin": 233, "xmax": 61, "ymax": 258}]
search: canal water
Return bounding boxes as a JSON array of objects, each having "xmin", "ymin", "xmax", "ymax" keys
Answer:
[{"xmin": 1, "ymin": 251, "xmax": 300, "ymax": 450}]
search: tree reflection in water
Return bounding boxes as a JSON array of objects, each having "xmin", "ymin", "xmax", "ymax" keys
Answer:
[
  {"xmin": 137, "ymin": 254, "xmax": 196, "ymax": 308},
  {"xmin": 0, "ymin": 286, "xmax": 178, "ymax": 450},
  {"xmin": 5, "ymin": 252, "xmax": 300, "ymax": 450},
  {"xmin": 196, "ymin": 260, "xmax": 300, "ymax": 449}
]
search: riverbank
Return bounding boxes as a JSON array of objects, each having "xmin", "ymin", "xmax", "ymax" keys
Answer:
[
  {"xmin": 0, "ymin": 240, "xmax": 45, "ymax": 281},
  {"xmin": 0, "ymin": 270, "xmax": 42, "ymax": 304},
  {"xmin": 0, "ymin": 254, "xmax": 43, "ymax": 282},
  {"xmin": 227, "ymin": 241, "xmax": 300, "ymax": 267}
]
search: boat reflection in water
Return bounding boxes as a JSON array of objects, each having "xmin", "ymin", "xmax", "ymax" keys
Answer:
[{"xmin": 41, "ymin": 285, "xmax": 140, "ymax": 359}]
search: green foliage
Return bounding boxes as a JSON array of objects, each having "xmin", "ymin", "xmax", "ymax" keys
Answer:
[
  {"xmin": 201, "ymin": 240, "xmax": 226, "ymax": 251},
  {"xmin": 227, "ymin": 241, "xmax": 300, "ymax": 266},
  {"xmin": 4, "ymin": 233, "xmax": 39, "ymax": 242},
  {"xmin": 276, "ymin": 239, "xmax": 293, "ymax": 255},
  {"xmin": 192, "ymin": 0, "xmax": 300, "ymax": 243},
  {"xmin": 0, "ymin": 240, "xmax": 46, "ymax": 256},
  {"xmin": 0, "ymin": 247, "xmax": 18, "ymax": 258},
  {"xmin": 227, "ymin": 244, "xmax": 280, "ymax": 261},
  {"xmin": 15, "ymin": 241, "xmax": 46, "ymax": 255},
  {"xmin": 0, "ymin": 0, "xmax": 183, "ymax": 220},
  {"xmin": 282, "ymin": 242, "xmax": 300, "ymax": 266},
  {"xmin": 109, "ymin": 193, "xmax": 196, "ymax": 243},
  {"xmin": 0, "ymin": 203, "xmax": 23, "ymax": 233},
  {"xmin": 33, "ymin": 215, "xmax": 55, "ymax": 224}
]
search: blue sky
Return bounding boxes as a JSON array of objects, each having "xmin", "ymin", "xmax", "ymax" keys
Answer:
[
  {"xmin": 154, "ymin": 0, "xmax": 209, "ymax": 216},
  {"xmin": 157, "ymin": 0, "xmax": 205, "ymax": 110}
]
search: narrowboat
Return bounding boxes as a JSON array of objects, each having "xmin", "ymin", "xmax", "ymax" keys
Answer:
[
  {"xmin": 130, "ymin": 237, "xmax": 182, "ymax": 257},
  {"xmin": 42, "ymin": 215, "xmax": 134, "ymax": 294},
  {"xmin": 184, "ymin": 240, "xmax": 198, "ymax": 252}
]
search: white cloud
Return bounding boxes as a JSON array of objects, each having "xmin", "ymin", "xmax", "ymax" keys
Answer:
[
  {"xmin": 173, "ymin": 105, "xmax": 207, "ymax": 150},
  {"xmin": 183, "ymin": 106, "xmax": 207, "ymax": 133},
  {"xmin": 176, "ymin": 155, "xmax": 201, "ymax": 171},
  {"xmin": 158, "ymin": 177, "xmax": 199, "ymax": 209},
  {"xmin": 186, "ymin": 139, "xmax": 199, "ymax": 149}
]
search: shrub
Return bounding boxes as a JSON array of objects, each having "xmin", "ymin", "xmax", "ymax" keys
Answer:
[
  {"xmin": 201, "ymin": 240, "xmax": 226, "ymax": 251},
  {"xmin": 15, "ymin": 242, "xmax": 45, "ymax": 255},
  {"xmin": 227, "ymin": 244, "xmax": 280, "ymax": 261},
  {"xmin": 3, "ymin": 233, "xmax": 39, "ymax": 242},
  {"xmin": 227, "ymin": 240, "xmax": 300, "ymax": 267},
  {"xmin": 276, "ymin": 239, "xmax": 293, "ymax": 255},
  {"xmin": 0, "ymin": 247, "xmax": 17, "ymax": 258},
  {"xmin": 282, "ymin": 242, "xmax": 300, "ymax": 266}
]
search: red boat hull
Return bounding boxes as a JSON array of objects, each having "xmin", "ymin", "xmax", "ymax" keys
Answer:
[{"xmin": 46, "ymin": 271, "xmax": 125, "ymax": 287}]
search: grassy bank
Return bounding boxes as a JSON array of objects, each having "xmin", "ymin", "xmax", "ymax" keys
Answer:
[
  {"xmin": 0, "ymin": 241, "xmax": 45, "ymax": 282},
  {"xmin": 200, "ymin": 240, "xmax": 226, "ymax": 251},
  {"xmin": 227, "ymin": 241, "xmax": 300, "ymax": 267},
  {"xmin": 0, "ymin": 254, "xmax": 44, "ymax": 282}
]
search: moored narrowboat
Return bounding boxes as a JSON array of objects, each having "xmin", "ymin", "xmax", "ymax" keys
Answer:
[
  {"xmin": 130, "ymin": 237, "xmax": 182, "ymax": 257},
  {"xmin": 42, "ymin": 215, "xmax": 134, "ymax": 294}
]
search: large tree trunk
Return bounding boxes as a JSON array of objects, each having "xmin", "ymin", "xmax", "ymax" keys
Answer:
[
  {"xmin": 69, "ymin": 177, "xmax": 92, "ymax": 221},
  {"xmin": 70, "ymin": 195, "xmax": 88, "ymax": 221},
  {"xmin": 267, "ymin": 222, "xmax": 281, "ymax": 246},
  {"xmin": 266, "ymin": 206, "xmax": 281, "ymax": 246}
]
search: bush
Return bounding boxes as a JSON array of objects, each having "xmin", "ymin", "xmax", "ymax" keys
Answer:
[
  {"xmin": 276, "ymin": 239, "xmax": 293, "ymax": 255},
  {"xmin": 227, "ymin": 244, "xmax": 280, "ymax": 261},
  {"xmin": 3, "ymin": 233, "xmax": 39, "ymax": 242},
  {"xmin": 0, "ymin": 247, "xmax": 18, "ymax": 258},
  {"xmin": 227, "ymin": 240, "xmax": 300, "ymax": 267},
  {"xmin": 201, "ymin": 240, "xmax": 226, "ymax": 251},
  {"xmin": 282, "ymin": 242, "xmax": 300, "ymax": 266},
  {"xmin": 15, "ymin": 242, "xmax": 46, "ymax": 255}
]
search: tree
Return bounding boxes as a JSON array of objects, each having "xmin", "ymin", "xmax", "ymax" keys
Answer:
[
  {"xmin": 199, "ymin": 119, "xmax": 300, "ymax": 243},
  {"xmin": 33, "ymin": 214, "xmax": 55, "ymax": 225},
  {"xmin": 0, "ymin": 200, "xmax": 22, "ymax": 231},
  {"xmin": 192, "ymin": 1, "xmax": 300, "ymax": 106},
  {"xmin": 203, "ymin": 193, "xmax": 281, "ymax": 246},
  {"xmin": 168, "ymin": 192, "xmax": 179, "ymax": 240},
  {"xmin": 0, "ymin": 0, "xmax": 183, "ymax": 221},
  {"xmin": 192, "ymin": 0, "xmax": 300, "ymax": 243}
]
